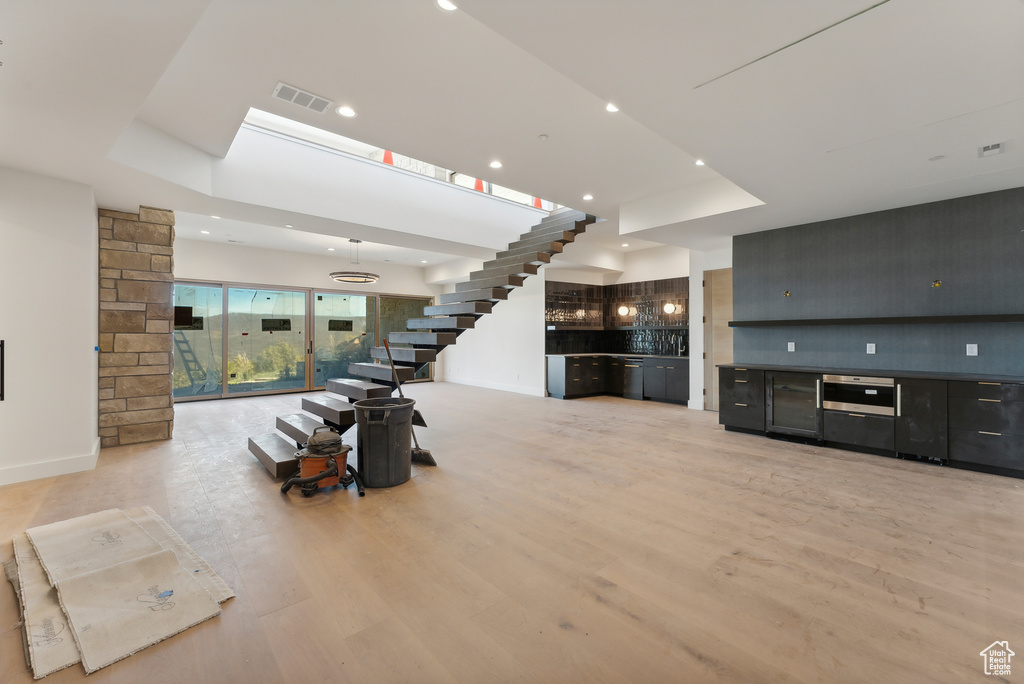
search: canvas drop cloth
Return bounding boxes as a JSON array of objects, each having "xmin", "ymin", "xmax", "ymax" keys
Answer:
[{"xmin": 4, "ymin": 507, "xmax": 233, "ymax": 678}]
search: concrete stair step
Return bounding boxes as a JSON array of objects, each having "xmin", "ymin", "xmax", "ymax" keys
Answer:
[
  {"xmin": 494, "ymin": 241, "xmax": 563, "ymax": 260},
  {"xmin": 301, "ymin": 395, "xmax": 356, "ymax": 428},
  {"xmin": 275, "ymin": 413, "xmax": 326, "ymax": 447},
  {"xmin": 519, "ymin": 217, "xmax": 590, "ymax": 240},
  {"xmin": 507, "ymin": 230, "xmax": 576, "ymax": 252},
  {"xmin": 326, "ymin": 378, "xmax": 393, "ymax": 401},
  {"xmin": 438, "ymin": 288, "xmax": 509, "ymax": 304},
  {"xmin": 423, "ymin": 301, "xmax": 492, "ymax": 316},
  {"xmin": 248, "ymin": 433, "xmax": 299, "ymax": 479},
  {"xmin": 455, "ymin": 275, "xmax": 524, "ymax": 292},
  {"xmin": 369, "ymin": 346, "xmax": 437, "ymax": 364},
  {"xmin": 406, "ymin": 316, "xmax": 476, "ymax": 330},
  {"xmin": 388, "ymin": 331, "xmax": 457, "ymax": 347},
  {"xmin": 348, "ymin": 361, "xmax": 415, "ymax": 384}
]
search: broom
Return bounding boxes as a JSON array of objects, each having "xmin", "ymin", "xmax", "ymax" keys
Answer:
[{"xmin": 382, "ymin": 339, "xmax": 436, "ymax": 466}]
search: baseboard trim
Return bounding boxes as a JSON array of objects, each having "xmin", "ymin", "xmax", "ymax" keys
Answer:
[
  {"xmin": 442, "ymin": 377, "xmax": 545, "ymax": 398},
  {"xmin": 0, "ymin": 437, "xmax": 100, "ymax": 486}
]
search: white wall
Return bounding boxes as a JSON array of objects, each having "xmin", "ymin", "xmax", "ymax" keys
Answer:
[
  {"xmin": 0, "ymin": 167, "xmax": 99, "ymax": 485},
  {"xmin": 439, "ymin": 272, "xmax": 547, "ymax": 396},
  {"xmin": 174, "ymin": 239, "xmax": 437, "ymax": 296},
  {"xmin": 616, "ymin": 245, "xmax": 691, "ymax": 283}
]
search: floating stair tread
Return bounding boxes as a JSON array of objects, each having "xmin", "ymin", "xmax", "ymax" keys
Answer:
[
  {"xmin": 349, "ymin": 362, "xmax": 415, "ymax": 383},
  {"xmin": 326, "ymin": 378, "xmax": 393, "ymax": 401},
  {"xmin": 456, "ymin": 275, "xmax": 523, "ymax": 292},
  {"xmin": 508, "ymin": 231, "xmax": 576, "ymax": 250},
  {"xmin": 482, "ymin": 252, "xmax": 552, "ymax": 269},
  {"xmin": 406, "ymin": 316, "xmax": 475, "ymax": 330},
  {"xmin": 496, "ymin": 241, "xmax": 563, "ymax": 258},
  {"xmin": 248, "ymin": 433, "xmax": 299, "ymax": 479},
  {"xmin": 424, "ymin": 301, "xmax": 492, "ymax": 316},
  {"xmin": 389, "ymin": 331, "xmax": 457, "ymax": 347},
  {"xmin": 302, "ymin": 395, "xmax": 356, "ymax": 426},
  {"xmin": 439, "ymin": 288, "xmax": 509, "ymax": 304},
  {"xmin": 469, "ymin": 263, "xmax": 538, "ymax": 280},
  {"xmin": 275, "ymin": 413, "xmax": 325, "ymax": 446},
  {"xmin": 369, "ymin": 347, "xmax": 437, "ymax": 363}
]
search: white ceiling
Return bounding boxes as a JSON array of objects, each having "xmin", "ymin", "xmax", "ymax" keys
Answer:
[{"xmin": 1, "ymin": 0, "xmax": 1022, "ymax": 270}]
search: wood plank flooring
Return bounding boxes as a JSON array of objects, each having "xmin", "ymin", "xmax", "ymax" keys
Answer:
[{"xmin": 2, "ymin": 382, "xmax": 1022, "ymax": 683}]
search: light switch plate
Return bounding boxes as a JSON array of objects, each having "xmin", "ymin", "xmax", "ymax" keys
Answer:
[
  {"xmin": 787, "ymin": 342, "xmax": 795, "ymax": 352},
  {"xmin": 966, "ymin": 343, "xmax": 978, "ymax": 356},
  {"xmin": 866, "ymin": 343, "xmax": 876, "ymax": 354}
]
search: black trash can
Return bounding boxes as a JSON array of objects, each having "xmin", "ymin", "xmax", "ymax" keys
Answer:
[{"xmin": 353, "ymin": 397, "xmax": 415, "ymax": 488}]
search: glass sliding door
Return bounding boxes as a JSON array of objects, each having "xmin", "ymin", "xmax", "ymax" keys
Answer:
[
  {"xmin": 380, "ymin": 295, "xmax": 434, "ymax": 381},
  {"xmin": 312, "ymin": 292, "xmax": 376, "ymax": 387},
  {"xmin": 173, "ymin": 284, "xmax": 223, "ymax": 398},
  {"xmin": 226, "ymin": 287, "xmax": 307, "ymax": 394}
]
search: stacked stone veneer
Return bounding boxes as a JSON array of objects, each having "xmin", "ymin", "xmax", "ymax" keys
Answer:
[{"xmin": 97, "ymin": 206, "xmax": 175, "ymax": 447}]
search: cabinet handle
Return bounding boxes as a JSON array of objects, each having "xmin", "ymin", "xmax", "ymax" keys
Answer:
[
  {"xmin": 979, "ymin": 382, "xmax": 1001, "ymax": 386},
  {"xmin": 896, "ymin": 383, "xmax": 902, "ymax": 417},
  {"xmin": 735, "ymin": 403, "xmax": 747, "ymax": 407},
  {"xmin": 847, "ymin": 413, "xmax": 866, "ymax": 418},
  {"xmin": 735, "ymin": 379, "xmax": 747, "ymax": 383},
  {"xmin": 657, "ymin": 366, "xmax": 664, "ymax": 369},
  {"xmin": 816, "ymin": 379, "xmax": 821, "ymax": 409},
  {"xmin": 979, "ymin": 431, "xmax": 1002, "ymax": 436},
  {"xmin": 978, "ymin": 398, "xmax": 1001, "ymax": 403},
  {"xmin": 572, "ymin": 379, "xmax": 579, "ymax": 382},
  {"xmin": 573, "ymin": 364, "xmax": 580, "ymax": 367},
  {"xmin": 625, "ymin": 364, "xmax": 640, "ymax": 368},
  {"xmin": 736, "ymin": 368, "xmax": 747, "ymax": 371}
]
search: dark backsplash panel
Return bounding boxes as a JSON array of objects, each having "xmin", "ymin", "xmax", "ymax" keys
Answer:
[{"xmin": 545, "ymin": 278, "xmax": 689, "ymax": 355}]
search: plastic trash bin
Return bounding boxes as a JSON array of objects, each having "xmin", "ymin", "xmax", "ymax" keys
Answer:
[{"xmin": 353, "ymin": 397, "xmax": 414, "ymax": 487}]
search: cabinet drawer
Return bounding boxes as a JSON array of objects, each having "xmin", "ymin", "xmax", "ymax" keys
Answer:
[
  {"xmin": 948, "ymin": 381, "xmax": 1024, "ymax": 402},
  {"xmin": 721, "ymin": 378, "xmax": 763, "ymax": 404},
  {"xmin": 720, "ymin": 401, "xmax": 765, "ymax": 431},
  {"xmin": 948, "ymin": 397, "xmax": 1024, "ymax": 436},
  {"xmin": 824, "ymin": 411, "xmax": 894, "ymax": 451},
  {"xmin": 949, "ymin": 428, "xmax": 1024, "ymax": 471}
]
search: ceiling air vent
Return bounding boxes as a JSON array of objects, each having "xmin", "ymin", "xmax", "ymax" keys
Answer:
[
  {"xmin": 978, "ymin": 142, "xmax": 1005, "ymax": 158},
  {"xmin": 272, "ymin": 82, "xmax": 333, "ymax": 114}
]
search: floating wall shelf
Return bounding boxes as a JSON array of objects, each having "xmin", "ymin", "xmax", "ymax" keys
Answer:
[{"xmin": 729, "ymin": 314, "xmax": 1024, "ymax": 328}]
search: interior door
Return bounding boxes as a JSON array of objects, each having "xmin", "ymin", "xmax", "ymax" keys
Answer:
[{"xmin": 703, "ymin": 268, "xmax": 733, "ymax": 411}]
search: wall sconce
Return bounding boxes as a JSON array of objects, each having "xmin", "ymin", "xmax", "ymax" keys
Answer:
[
  {"xmin": 617, "ymin": 305, "xmax": 629, "ymax": 316},
  {"xmin": 783, "ymin": 290, "xmax": 791, "ymax": 297},
  {"xmin": 663, "ymin": 302, "xmax": 676, "ymax": 314},
  {"xmin": 932, "ymin": 280, "xmax": 942, "ymax": 288}
]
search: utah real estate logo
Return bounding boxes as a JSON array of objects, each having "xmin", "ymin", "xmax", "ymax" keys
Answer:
[{"xmin": 980, "ymin": 641, "xmax": 1014, "ymax": 676}]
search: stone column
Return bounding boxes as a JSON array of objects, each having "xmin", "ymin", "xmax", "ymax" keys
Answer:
[{"xmin": 97, "ymin": 206, "xmax": 175, "ymax": 447}]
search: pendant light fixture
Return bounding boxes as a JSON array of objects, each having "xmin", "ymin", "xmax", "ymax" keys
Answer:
[{"xmin": 330, "ymin": 239, "xmax": 380, "ymax": 284}]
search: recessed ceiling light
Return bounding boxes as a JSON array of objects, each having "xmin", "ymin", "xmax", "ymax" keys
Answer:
[
  {"xmin": 336, "ymin": 105, "xmax": 357, "ymax": 118},
  {"xmin": 621, "ymin": 243, "xmax": 629, "ymax": 247},
  {"xmin": 284, "ymin": 224, "xmax": 294, "ymax": 228},
  {"xmin": 605, "ymin": 103, "xmax": 619, "ymax": 113},
  {"xmin": 436, "ymin": 0, "xmax": 457, "ymax": 10},
  {"xmin": 200, "ymin": 230, "xmax": 210, "ymax": 235},
  {"xmin": 210, "ymin": 215, "xmax": 220, "ymax": 219},
  {"xmin": 538, "ymin": 134, "xmax": 549, "ymax": 141},
  {"xmin": 421, "ymin": 260, "xmax": 428, "ymax": 264},
  {"xmin": 328, "ymin": 248, "xmax": 335, "ymax": 251},
  {"xmin": 489, "ymin": 160, "xmax": 502, "ymax": 169},
  {"xmin": 695, "ymin": 159, "xmax": 705, "ymax": 166},
  {"xmin": 582, "ymin": 194, "xmax": 593, "ymax": 201}
]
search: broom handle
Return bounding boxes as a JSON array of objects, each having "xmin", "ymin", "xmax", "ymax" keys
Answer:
[{"xmin": 382, "ymin": 339, "xmax": 405, "ymax": 398}]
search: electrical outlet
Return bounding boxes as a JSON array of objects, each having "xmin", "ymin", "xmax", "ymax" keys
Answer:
[
  {"xmin": 966, "ymin": 343, "xmax": 978, "ymax": 356},
  {"xmin": 866, "ymin": 343, "xmax": 876, "ymax": 354},
  {"xmin": 787, "ymin": 342, "xmax": 795, "ymax": 352}
]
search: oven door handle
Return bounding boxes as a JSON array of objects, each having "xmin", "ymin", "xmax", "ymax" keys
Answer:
[
  {"xmin": 896, "ymin": 383, "xmax": 901, "ymax": 417},
  {"xmin": 816, "ymin": 379, "xmax": 821, "ymax": 409}
]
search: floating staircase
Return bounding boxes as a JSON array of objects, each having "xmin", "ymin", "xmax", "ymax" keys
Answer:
[{"xmin": 247, "ymin": 208, "xmax": 596, "ymax": 479}]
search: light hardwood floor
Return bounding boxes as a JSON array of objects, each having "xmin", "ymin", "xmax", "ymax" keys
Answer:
[{"xmin": 2, "ymin": 382, "xmax": 1022, "ymax": 683}]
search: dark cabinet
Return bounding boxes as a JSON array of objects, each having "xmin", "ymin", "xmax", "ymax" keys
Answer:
[
  {"xmin": 719, "ymin": 368, "xmax": 765, "ymax": 431},
  {"xmin": 623, "ymin": 360, "xmax": 644, "ymax": 400},
  {"xmin": 895, "ymin": 378, "xmax": 947, "ymax": 460},
  {"xmin": 643, "ymin": 358, "xmax": 688, "ymax": 404},
  {"xmin": 765, "ymin": 371, "xmax": 823, "ymax": 439},
  {"xmin": 547, "ymin": 355, "xmax": 593, "ymax": 399},
  {"xmin": 947, "ymin": 380, "xmax": 1024, "ymax": 472},
  {"xmin": 824, "ymin": 411, "xmax": 894, "ymax": 451},
  {"xmin": 606, "ymin": 357, "xmax": 625, "ymax": 395}
]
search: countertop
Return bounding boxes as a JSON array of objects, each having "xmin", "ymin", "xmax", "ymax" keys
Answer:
[
  {"xmin": 718, "ymin": 362, "xmax": 1024, "ymax": 384},
  {"xmin": 547, "ymin": 353, "xmax": 689, "ymax": 360}
]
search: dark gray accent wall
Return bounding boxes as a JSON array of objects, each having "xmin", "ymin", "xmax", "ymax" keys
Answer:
[{"xmin": 733, "ymin": 187, "xmax": 1024, "ymax": 376}]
